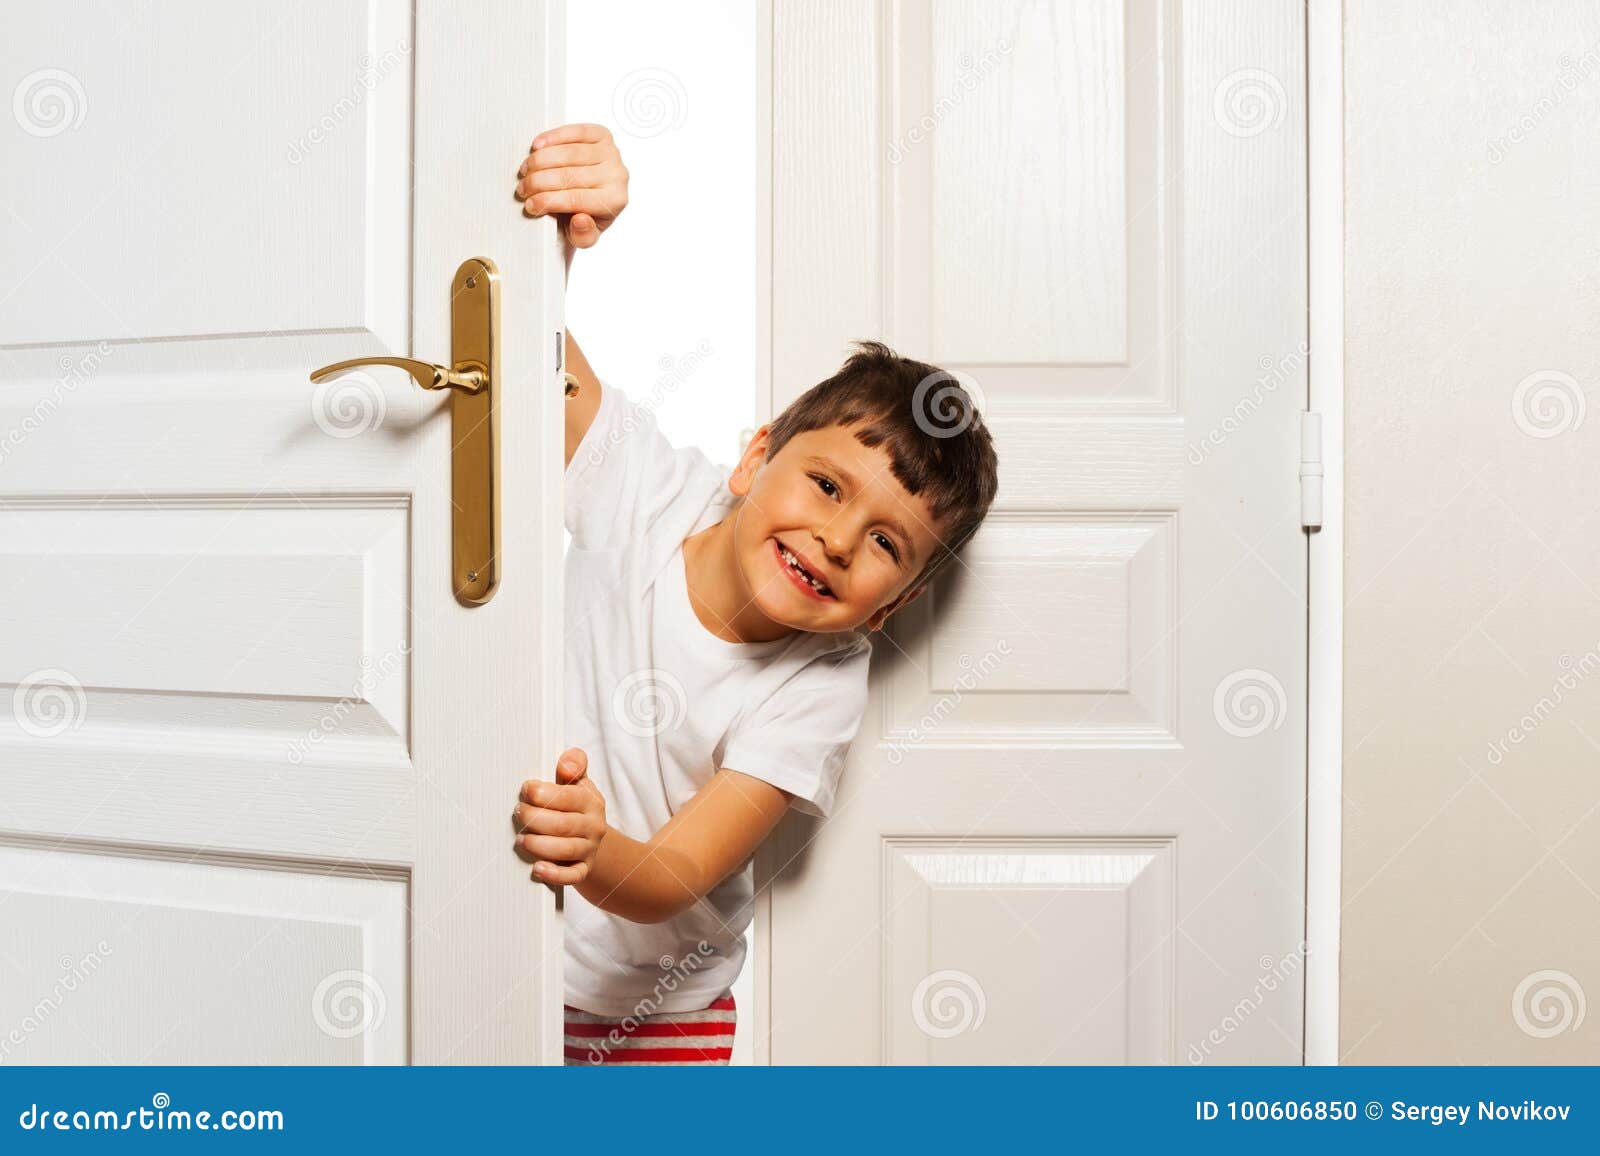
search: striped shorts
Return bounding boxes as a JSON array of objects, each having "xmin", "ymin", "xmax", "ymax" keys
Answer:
[{"xmin": 563, "ymin": 992, "xmax": 736, "ymax": 1065}]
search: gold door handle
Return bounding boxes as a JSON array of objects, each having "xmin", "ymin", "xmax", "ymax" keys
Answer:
[
  {"xmin": 310, "ymin": 355, "xmax": 485, "ymax": 395},
  {"xmin": 308, "ymin": 257, "xmax": 503, "ymax": 607}
]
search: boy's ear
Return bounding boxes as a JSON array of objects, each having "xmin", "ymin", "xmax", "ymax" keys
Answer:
[
  {"xmin": 728, "ymin": 424, "xmax": 772, "ymax": 497},
  {"xmin": 865, "ymin": 581, "xmax": 926, "ymax": 632}
]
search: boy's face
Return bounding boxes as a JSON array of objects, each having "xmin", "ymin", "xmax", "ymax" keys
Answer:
[{"xmin": 726, "ymin": 421, "xmax": 946, "ymax": 633}]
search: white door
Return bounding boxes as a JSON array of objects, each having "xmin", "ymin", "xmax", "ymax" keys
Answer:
[
  {"xmin": 757, "ymin": 0, "xmax": 1308, "ymax": 1063},
  {"xmin": 0, "ymin": 1, "xmax": 566, "ymax": 1063}
]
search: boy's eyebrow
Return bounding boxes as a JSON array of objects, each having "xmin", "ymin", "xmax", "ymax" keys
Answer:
[
  {"xmin": 804, "ymin": 453, "xmax": 860, "ymax": 488},
  {"xmin": 804, "ymin": 454, "xmax": 919, "ymax": 564}
]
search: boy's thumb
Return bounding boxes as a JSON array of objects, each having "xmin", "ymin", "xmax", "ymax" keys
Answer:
[{"xmin": 556, "ymin": 749, "xmax": 588, "ymax": 783}]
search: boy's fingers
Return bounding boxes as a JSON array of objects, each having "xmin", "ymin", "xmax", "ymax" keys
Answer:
[
  {"xmin": 521, "ymin": 781, "xmax": 595, "ymax": 813},
  {"xmin": 514, "ymin": 803, "xmax": 583, "ymax": 837},
  {"xmin": 517, "ymin": 834, "xmax": 590, "ymax": 862},
  {"xmin": 523, "ymin": 142, "xmax": 608, "ymax": 171},
  {"xmin": 531, "ymin": 860, "xmax": 590, "ymax": 886},
  {"xmin": 521, "ymin": 779, "xmax": 578, "ymax": 807},
  {"xmin": 530, "ymin": 123, "xmax": 610, "ymax": 151},
  {"xmin": 518, "ymin": 161, "xmax": 620, "ymax": 195},
  {"xmin": 521, "ymin": 188, "xmax": 616, "ymax": 218},
  {"xmin": 515, "ymin": 165, "xmax": 580, "ymax": 195}
]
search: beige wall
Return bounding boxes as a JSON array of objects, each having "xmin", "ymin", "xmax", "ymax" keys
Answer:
[{"xmin": 1343, "ymin": 0, "xmax": 1600, "ymax": 1062}]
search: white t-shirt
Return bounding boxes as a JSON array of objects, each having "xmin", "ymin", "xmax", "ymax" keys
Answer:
[{"xmin": 561, "ymin": 376, "xmax": 872, "ymax": 1016}]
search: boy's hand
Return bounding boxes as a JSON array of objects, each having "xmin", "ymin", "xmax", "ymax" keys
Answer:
[
  {"xmin": 515, "ymin": 747, "xmax": 607, "ymax": 885},
  {"xmin": 516, "ymin": 123, "xmax": 629, "ymax": 249}
]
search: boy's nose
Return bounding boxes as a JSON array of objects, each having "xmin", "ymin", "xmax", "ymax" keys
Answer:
[{"xmin": 815, "ymin": 527, "xmax": 850, "ymax": 566}]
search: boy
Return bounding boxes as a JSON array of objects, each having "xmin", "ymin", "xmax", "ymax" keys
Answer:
[{"xmin": 512, "ymin": 124, "xmax": 998, "ymax": 1064}]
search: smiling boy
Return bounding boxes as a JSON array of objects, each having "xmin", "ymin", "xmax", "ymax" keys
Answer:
[{"xmin": 512, "ymin": 123, "xmax": 998, "ymax": 1064}]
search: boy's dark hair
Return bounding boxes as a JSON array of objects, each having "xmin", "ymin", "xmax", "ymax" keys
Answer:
[{"xmin": 765, "ymin": 340, "xmax": 999, "ymax": 594}]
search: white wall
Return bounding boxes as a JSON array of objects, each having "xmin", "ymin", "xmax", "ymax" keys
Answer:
[
  {"xmin": 565, "ymin": 0, "xmax": 759, "ymax": 1064},
  {"xmin": 565, "ymin": 0, "xmax": 757, "ymax": 469},
  {"xmin": 1342, "ymin": 0, "xmax": 1600, "ymax": 1062}
]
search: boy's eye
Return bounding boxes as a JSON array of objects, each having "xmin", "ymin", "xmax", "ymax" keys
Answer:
[
  {"xmin": 873, "ymin": 533, "xmax": 900, "ymax": 562},
  {"xmin": 811, "ymin": 474, "xmax": 838, "ymax": 498}
]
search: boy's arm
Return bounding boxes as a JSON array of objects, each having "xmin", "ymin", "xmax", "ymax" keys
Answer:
[
  {"xmin": 516, "ymin": 121, "xmax": 627, "ymax": 467},
  {"xmin": 577, "ymin": 768, "xmax": 791, "ymax": 924},
  {"xmin": 562, "ymin": 328, "xmax": 603, "ymax": 470},
  {"xmin": 516, "ymin": 753, "xmax": 793, "ymax": 924}
]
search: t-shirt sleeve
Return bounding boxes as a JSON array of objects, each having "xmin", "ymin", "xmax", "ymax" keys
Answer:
[
  {"xmin": 719, "ymin": 637, "xmax": 873, "ymax": 819},
  {"xmin": 564, "ymin": 376, "xmax": 722, "ymax": 550}
]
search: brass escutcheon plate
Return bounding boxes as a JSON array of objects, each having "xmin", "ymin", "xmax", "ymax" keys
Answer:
[{"xmin": 450, "ymin": 257, "xmax": 500, "ymax": 606}]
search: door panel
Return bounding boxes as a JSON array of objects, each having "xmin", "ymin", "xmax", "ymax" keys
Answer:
[
  {"xmin": 0, "ymin": 0, "xmax": 566, "ymax": 1064},
  {"xmin": 760, "ymin": 0, "xmax": 1307, "ymax": 1064}
]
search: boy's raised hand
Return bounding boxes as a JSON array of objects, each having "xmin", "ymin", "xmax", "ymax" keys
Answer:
[
  {"xmin": 516, "ymin": 123, "xmax": 629, "ymax": 249},
  {"xmin": 515, "ymin": 747, "xmax": 607, "ymax": 885}
]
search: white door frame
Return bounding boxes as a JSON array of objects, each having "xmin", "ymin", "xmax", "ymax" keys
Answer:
[
  {"xmin": 750, "ymin": 0, "xmax": 1348, "ymax": 1066},
  {"xmin": 1305, "ymin": 0, "xmax": 1346, "ymax": 1067}
]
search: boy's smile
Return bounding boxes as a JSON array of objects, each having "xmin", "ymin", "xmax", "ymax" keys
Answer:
[{"xmin": 683, "ymin": 422, "xmax": 946, "ymax": 642}]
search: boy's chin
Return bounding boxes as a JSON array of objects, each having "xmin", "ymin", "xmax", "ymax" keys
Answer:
[
  {"xmin": 756, "ymin": 588, "xmax": 865, "ymax": 632},
  {"xmin": 752, "ymin": 586, "xmax": 864, "ymax": 630}
]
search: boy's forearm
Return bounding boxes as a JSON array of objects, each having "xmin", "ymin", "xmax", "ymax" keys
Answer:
[{"xmin": 574, "ymin": 823, "xmax": 706, "ymax": 924}]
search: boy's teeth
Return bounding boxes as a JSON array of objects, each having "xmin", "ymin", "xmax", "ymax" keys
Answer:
[{"xmin": 780, "ymin": 544, "xmax": 831, "ymax": 596}]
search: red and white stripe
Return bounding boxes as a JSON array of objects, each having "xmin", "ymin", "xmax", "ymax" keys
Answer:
[{"xmin": 563, "ymin": 993, "xmax": 736, "ymax": 1065}]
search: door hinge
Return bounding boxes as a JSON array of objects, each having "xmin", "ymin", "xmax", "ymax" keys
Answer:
[{"xmin": 1300, "ymin": 411, "xmax": 1323, "ymax": 531}]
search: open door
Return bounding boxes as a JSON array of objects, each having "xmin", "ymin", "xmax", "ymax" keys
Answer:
[
  {"xmin": 0, "ymin": 1, "xmax": 566, "ymax": 1063},
  {"xmin": 758, "ymin": 0, "xmax": 1308, "ymax": 1064}
]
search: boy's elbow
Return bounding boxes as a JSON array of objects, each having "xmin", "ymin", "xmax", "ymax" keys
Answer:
[
  {"xmin": 610, "ymin": 892, "xmax": 697, "ymax": 925},
  {"xmin": 587, "ymin": 880, "xmax": 704, "ymax": 925},
  {"xmin": 636, "ymin": 880, "xmax": 708, "ymax": 924},
  {"xmin": 636, "ymin": 899, "xmax": 692, "ymax": 925}
]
